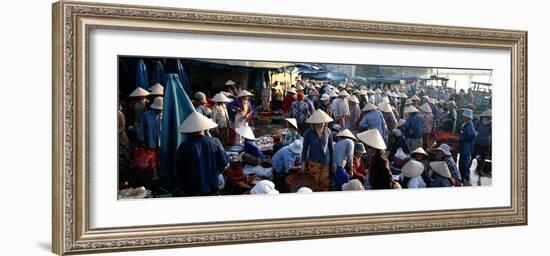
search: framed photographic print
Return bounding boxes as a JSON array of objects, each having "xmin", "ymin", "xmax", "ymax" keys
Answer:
[{"xmin": 52, "ymin": 1, "xmax": 527, "ymax": 255}]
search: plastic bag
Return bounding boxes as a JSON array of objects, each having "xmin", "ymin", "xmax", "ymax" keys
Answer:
[{"xmin": 393, "ymin": 148, "xmax": 410, "ymax": 167}]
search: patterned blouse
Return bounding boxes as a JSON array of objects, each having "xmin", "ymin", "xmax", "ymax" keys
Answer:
[
  {"xmin": 211, "ymin": 104, "xmax": 229, "ymax": 128},
  {"xmin": 283, "ymin": 129, "xmax": 302, "ymax": 146},
  {"xmin": 291, "ymin": 100, "xmax": 311, "ymax": 124}
]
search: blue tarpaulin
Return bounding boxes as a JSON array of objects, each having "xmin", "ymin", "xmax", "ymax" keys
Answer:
[
  {"xmin": 159, "ymin": 74, "xmax": 196, "ymax": 192},
  {"xmin": 176, "ymin": 59, "xmax": 193, "ymax": 96},
  {"xmin": 151, "ymin": 60, "xmax": 165, "ymax": 86},
  {"xmin": 302, "ymin": 71, "xmax": 347, "ymax": 82},
  {"xmin": 135, "ymin": 59, "xmax": 149, "ymax": 89}
]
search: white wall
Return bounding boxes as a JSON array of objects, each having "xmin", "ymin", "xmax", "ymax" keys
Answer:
[{"xmin": 0, "ymin": 0, "xmax": 545, "ymax": 255}]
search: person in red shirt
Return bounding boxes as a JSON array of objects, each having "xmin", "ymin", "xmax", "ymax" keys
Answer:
[
  {"xmin": 352, "ymin": 142, "xmax": 368, "ymax": 184},
  {"xmin": 282, "ymin": 88, "xmax": 297, "ymax": 114}
]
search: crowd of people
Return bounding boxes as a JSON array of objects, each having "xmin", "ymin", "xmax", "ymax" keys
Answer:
[{"xmin": 119, "ymin": 77, "xmax": 492, "ymax": 197}]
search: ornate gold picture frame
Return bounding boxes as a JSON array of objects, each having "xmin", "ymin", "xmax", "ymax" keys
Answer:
[{"xmin": 52, "ymin": 1, "xmax": 527, "ymax": 255}]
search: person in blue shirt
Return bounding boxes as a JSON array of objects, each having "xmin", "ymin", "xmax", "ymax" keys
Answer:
[
  {"xmin": 176, "ymin": 111, "xmax": 228, "ymax": 196},
  {"xmin": 271, "ymin": 140, "xmax": 303, "ymax": 193},
  {"xmin": 441, "ymin": 101, "xmax": 457, "ymax": 133},
  {"xmin": 432, "ymin": 144, "xmax": 461, "ymax": 186},
  {"xmin": 236, "ymin": 125, "xmax": 266, "ymax": 165},
  {"xmin": 358, "ymin": 102, "xmax": 388, "ymax": 142},
  {"xmin": 474, "ymin": 109, "xmax": 492, "ymax": 176},
  {"xmin": 301, "ymin": 109, "xmax": 335, "ymax": 192},
  {"xmin": 135, "ymin": 97, "xmax": 163, "ymax": 188},
  {"xmin": 332, "ymin": 129, "xmax": 356, "ymax": 190},
  {"xmin": 458, "ymin": 109, "xmax": 477, "ymax": 186},
  {"xmin": 429, "ymin": 161, "xmax": 453, "ymax": 188},
  {"xmin": 402, "ymin": 106, "xmax": 423, "ymax": 151},
  {"xmin": 137, "ymin": 96, "xmax": 163, "ymax": 150}
]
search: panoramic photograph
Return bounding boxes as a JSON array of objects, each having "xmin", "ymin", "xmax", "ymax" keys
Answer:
[{"xmin": 117, "ymin": 57, "xmax": 492, "ymax": 199}]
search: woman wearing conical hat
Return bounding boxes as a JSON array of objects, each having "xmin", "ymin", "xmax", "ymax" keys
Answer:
[
  {"xmin": 290, "ymin": 92, "xmax": 312, "ymax": 134},
  {"xmin": 474, "ymin": 109, "xmax": 492, "ymax": 177},
  {"xmin": 378, "ymin": 102, "xmax": 397, "ymax": 132},
  {"xmin": 419, "ymin": 102, "xmax": 435, "ymax": 148},
  {"xmin": 282, "ymin": 88, "xmax": 297, "ymax": 114},
  {"xmin": 128, "ymin": 87, "xmax": 150, "ymax": 135},
  {"xmin": 402, "ymin": 105, "xmax": 423, "ymax": 152},
  {"xmin": 211, "ymin": 92, "xmax": 232, "ymax": 144},
  {"xmin": 282, "ymin": 118, "xmax": 301, "ymax": 147},
  {"xmin": 357, "ymin": 129, "xmax": 394, "ymax": 189},
  {"xmin": 332, "ymin": 90, "xmax": 351, "ymax": 129},
  {"xmin": 137, "ymin": 97, "xmax": 164, "ymax": 180},
  {"xmin": 458, "ymin": 108, "xmax": 477, "ymax": 186},
  {"xmin": 358, "ymin": 102, "xmax": 388, "ymax": 143},
  {"xmin": 429, "ymin": 161, "xmax": 453, "ymax": 188},
  {"xmin": 400, "ymin": 160, "xmax": 426, "ymax": 189},
  {"xmin": 347, "ymin": 95, "xmax": 361, "ymax": 131},
  {"xmin": 317, "ymin": 93, "xmax": 333, "ymax": 118},
  {"xmin": 410, "ymin": 147, "xmax": 432, "ymax": 187},
  {"xmin": 176, "ymin": 111, "xmax": 228, "ymax": 196},
  {"xmin": 301, "ymin": 109, "xmax": 335, "ymax": 192},
  {"xmin": 441, "ymin": 100, "xmax": 457, "ymax": 133},
  {"xmin": 229, "ymin": 89, "xmax": 255, "ymax": 144},
  {"xmin": 332, "ymin": 129, "xmax": 357, "ymax": 190}
]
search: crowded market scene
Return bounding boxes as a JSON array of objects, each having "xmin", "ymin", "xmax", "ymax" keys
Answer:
[{"xmin": 117, "ymin": 57, "xmax": 492, "ymax": 199}]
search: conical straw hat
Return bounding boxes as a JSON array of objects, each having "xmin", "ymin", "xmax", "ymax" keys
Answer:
[
  {"xmin": 367, "ymin": 88, "xmax": 375, "ymax": 94},
  {"xmin": 374, "ymin": 88, "xmax": 382, "ymax": 94},
  {"xmin": 287, "ymin": 88, "xmax": 297, "ymax": 94},
  {"xmin": 357, "ymin": 129, "xmax": 386, "ymax": 150},
  {"xmin": 295, "ymin": 84, "xmax": 304, "ymax": 90},
  {"xmin": 285, "ymin": 118, "xmax": 298, "ymax": 129},
  {"xmin": 402, "ymin": 160, "xmax": 424, "ymax": 178},
  {"xmin": 410, "ymin": 95, "xmax": 421, "ymax": 101},
  {"xmin": 329, "ymin": 91, "xmax": 339, "ymax": 98},
  {"xmin": 225, "ymin": 79, "xmax": 236, "ymax": 85},
  {"xmin": 362, "ymin": 102, "xmax": 378, "ymax": 111},
  {"xmin": 430, "ymin": 161, "xmax": 451, "ymax": 178},
  {"xmin": 399, "ymin": 92, "xmax": 408, "ymax": 98},
  {"xmin": 378, "ymin": 102, "xmax": 392, "ymax": 113},
  {"xmin": 150, "ymin": 96, "xmax": 163, "ymax": 110},
  {"xmin": 336, "ymin": 129, "xmax": 357, "ymax": 140},
  {"xmin": 480, "ymin": 109, "xmax": 492, "ymax": 117},
  {"xmin": 129, "ymin": 87, "xmax": 150, "ymax": 97},
  {"xmin": 419, "ymin": 103, "xmax": 432, "ymax": 113},
  {"xmin": 235, "ymin": 126, "xmax": 256, "ymax": 140},
  {"xmin": 237, "ymin": 90, "xmax": 254, "ymax": 98},
  {"xmin": 306, "ymin": 109, "xmax": 334, "ymax": 123},
  {"xmin": 338, "ymin": 90, "xmax": 350, "ymax": 97},
  {"xmin": 404, "ymin": 105, "xmax": 419, "ymax": 113},
  {"xmin": 148, "ymin": 83, "xmax": 164, "ymax": 95},
  {"xmin": 213, "ymin": 92, "xmax": 231, "ymax": 103},
  {"xmin": 179, "ymin": 111, "xmax": 218, "ymax": 133},
  {"xmin": 347, "ymin": 95, "xmax": 360, "ymax": 104},
  {"xmin": 411, "ymin": 147, "xmax": 428, "ymax": 156}
]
